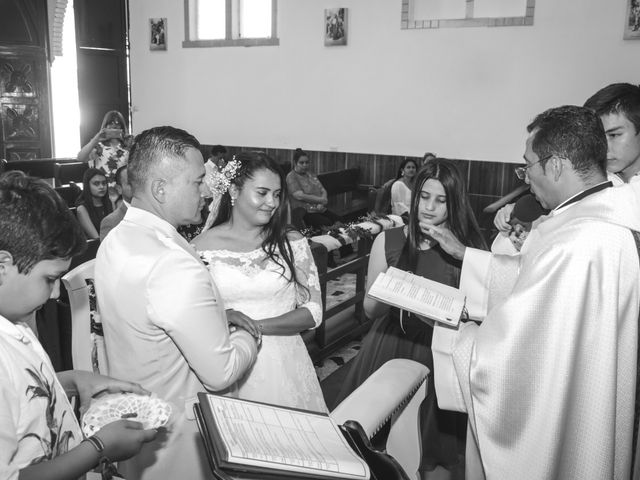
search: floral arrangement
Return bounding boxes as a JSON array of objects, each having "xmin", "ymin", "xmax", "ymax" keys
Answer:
[
  {"xmin": 204, "ymin": 157, "xmax": 241, "ymax": 197},
  {"xmin": 302, "ymin": 212, "xmax": 393, "ymax": 243},
  {"xmin": 200, "ymin": 158, "xmax": 242, "ymax": 232}
]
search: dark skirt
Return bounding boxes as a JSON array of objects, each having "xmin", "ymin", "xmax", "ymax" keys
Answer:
[{"xmin": 334, "ymin": 309, "xmax": 467, "ymax": 475}]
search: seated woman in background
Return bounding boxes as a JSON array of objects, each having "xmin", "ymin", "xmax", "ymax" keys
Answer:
[
  {"xmin": 390, "ymin": 158, "xmax": 418, "ymax": 216},
  {"xmin": 75, "ymin": 168, "xmax": 112, "ymax": 240},
  {"xmin": 421, "ymin": 151, "xmax": 437, "ymax": 167},
  {"xmin": 193, "ymin": 151, "xmax": 327, "ymax": 412},
  {"xmin": 77, "ymin": 110, "xmax": 130, "ymax": 204},
  {"xmin": 333, "ymin": 158, "xmax": 486, "ymax": 480},
  {"xmin": 286, "ymin": 148, "xmax": 340, "ymax": 229}
]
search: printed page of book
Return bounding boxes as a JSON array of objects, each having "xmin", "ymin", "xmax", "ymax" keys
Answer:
[
  {"xmin": 207, "ymin": 395, "xmax": 370, "ymax": 480},
  {"xmin": 368, "ymin": 267, "xmax": 465, "ymax": 326}
]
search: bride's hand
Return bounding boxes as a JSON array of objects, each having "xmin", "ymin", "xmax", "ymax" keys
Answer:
[{"xmin": 226, "ymin": 309, "xmax": 261, "ymax": 339}]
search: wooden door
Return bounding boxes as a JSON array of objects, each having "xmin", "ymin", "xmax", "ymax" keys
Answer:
[
  {"xmin": 0, "ymin": 0, "xmax": 52, "ymax": 161},
  {"xmin": 74, "ymin": 0, "xmax": 129, "ymax": 146}
]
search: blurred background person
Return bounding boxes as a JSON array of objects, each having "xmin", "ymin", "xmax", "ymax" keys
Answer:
[
  {"xmin": 75, "ymin": 167, "xmax": 112, "ymax": 240},
  {"xmin": 77, "ymin": 110, "xmax": 130, "ymax": 206},
  {"xmin": 391, "ymin": 158, "xmax": 418, "ymax": 217},
  {"xmin": 286, "ymin": 148, "xmax": 340, "ymax": 230}
]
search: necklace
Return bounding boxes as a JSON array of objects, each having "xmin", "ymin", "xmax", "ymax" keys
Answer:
[{"xmin": 418, "ymin": 237, "xmax": 435, "ymax": 250}]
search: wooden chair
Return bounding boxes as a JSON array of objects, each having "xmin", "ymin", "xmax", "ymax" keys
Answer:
[
  {"xmin": 331, "ymin": 359, "xmax": 428, "ymax": 480},
  {"xmin": 61, "ymin": 259, "xmax": 109, "ymax": 374}
]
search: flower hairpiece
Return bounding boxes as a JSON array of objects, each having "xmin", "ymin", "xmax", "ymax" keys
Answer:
[{"xmin": 205, "ymin": 157, "xmax": 241, "ymax": 197}]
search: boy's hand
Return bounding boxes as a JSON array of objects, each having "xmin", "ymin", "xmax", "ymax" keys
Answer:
[
  {"xmin": 95, "ymin": 420, "xmax": 157, "ymax": 461},
  {"xmin": 493, "ymin": 203, "xmax": 514, "ymax": 234},
  {"xmin": 62, "ymin": 370, "xmax": 149, "ymax": 415}
]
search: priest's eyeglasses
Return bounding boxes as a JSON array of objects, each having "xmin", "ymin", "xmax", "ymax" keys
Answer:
[{"xmin": 514, "ymin": 154, "xmax": 553, "ymax": 180}]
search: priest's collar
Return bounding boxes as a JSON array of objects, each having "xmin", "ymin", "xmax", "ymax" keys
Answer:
[{"xmin": 554, "ymin": 181, "xmax": 613, "ymax": 213}]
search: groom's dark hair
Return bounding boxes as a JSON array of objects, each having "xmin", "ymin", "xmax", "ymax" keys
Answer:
[{"xmin": 128, "ymin": 126, "xmax": 201, "ymax": 194}]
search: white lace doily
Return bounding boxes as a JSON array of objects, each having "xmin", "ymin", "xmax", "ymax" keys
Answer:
[{"xmin": 82, "ymin": 393, "xmax": 172, "ymax": 436}]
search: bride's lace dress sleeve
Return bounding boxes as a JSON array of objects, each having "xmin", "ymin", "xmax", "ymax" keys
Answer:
[{"xmin": 291, "ymin": 238, "xmax": 323, "ymax": 328}]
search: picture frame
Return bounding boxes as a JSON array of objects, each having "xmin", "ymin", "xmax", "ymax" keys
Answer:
[
  {"xmin": 624, "ymin": 0, "xmax": 640, "ymax": 39},
  {"xmin": 150, "ymin": 18, "xmax": 167, "ymax": 50},
  {"xmin": 325, "ymin": 8, "xmax": 347, "ymax": 46}
]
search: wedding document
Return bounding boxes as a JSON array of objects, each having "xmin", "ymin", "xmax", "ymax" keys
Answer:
[
  {"xmin": 195, "ymin": 392, "xmax": 370, "ymax": 480},
  {"xmin": 368, "ymin": 266, "xmax": 466, "ymax": 327}
]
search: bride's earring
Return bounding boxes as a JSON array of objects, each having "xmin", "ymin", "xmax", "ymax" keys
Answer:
[{"xmin": 230, "ymin": 196, "xmax": 236, "ymax": 206}]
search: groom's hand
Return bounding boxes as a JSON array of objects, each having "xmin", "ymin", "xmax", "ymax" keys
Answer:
[{"xmin": 226, "ymin": 309, "xmax": 261, "ymax": 339}]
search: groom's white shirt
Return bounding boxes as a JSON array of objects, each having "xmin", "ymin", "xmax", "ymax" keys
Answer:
[{"xmin": 96, "ymin": 206, "xmax": 257, "ymax": 480}]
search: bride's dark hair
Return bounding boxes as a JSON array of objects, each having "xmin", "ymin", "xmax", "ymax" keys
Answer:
[{"xmin": 211, "ymin": 151, "xmax": 307, "ymax": 295}]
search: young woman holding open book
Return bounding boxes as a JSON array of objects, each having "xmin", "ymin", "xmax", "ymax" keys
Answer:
[{"xmin": 333, "ymin": 158, "xmax": 486, "ymax": 480}]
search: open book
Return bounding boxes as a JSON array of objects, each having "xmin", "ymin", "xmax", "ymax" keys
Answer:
[
  {"xmin": 368, "ymin": 266, "xmax": 466, "ymax": 327},
  {"xmin": 194, "ymin": 392, "xmax": 370, "ymax": 480}
]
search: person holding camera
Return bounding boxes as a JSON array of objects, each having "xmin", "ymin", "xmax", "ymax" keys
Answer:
[{"xmin": 77, "ymin": 111, "xmax": 131, "ymax": 206}]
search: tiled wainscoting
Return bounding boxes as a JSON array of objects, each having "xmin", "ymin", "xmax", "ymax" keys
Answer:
[{"xmin": 203, "ymin": 144, "xmax": 525, "ymax": 242}]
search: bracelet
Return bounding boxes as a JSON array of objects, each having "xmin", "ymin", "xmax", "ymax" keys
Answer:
[{"xmin": 83, "ymin": 435, "xmax": 110, "ymax": 466}]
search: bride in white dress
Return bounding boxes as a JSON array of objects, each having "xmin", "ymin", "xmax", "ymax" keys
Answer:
[{"xmin": 193, "ymin": 151, "xmax": 327, "ymax": 412}]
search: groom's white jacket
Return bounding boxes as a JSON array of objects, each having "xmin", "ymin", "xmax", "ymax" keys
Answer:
[{"xmin": 96, "ymin": 206, "xmax": 257, "ymax": 480}]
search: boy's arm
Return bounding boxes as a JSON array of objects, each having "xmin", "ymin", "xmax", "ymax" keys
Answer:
[{"xmin": 18, "ymin": 420, "xmax": 156, "ymax": 480}]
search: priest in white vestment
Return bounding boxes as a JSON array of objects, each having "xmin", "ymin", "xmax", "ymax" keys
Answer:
[{"xmin": 427, "ymin": 106, "xmax": 640, "ymax": 480}]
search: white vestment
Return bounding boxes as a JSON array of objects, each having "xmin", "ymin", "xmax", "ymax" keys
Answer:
[
  {"xmin": 96, "ymin": 207, "xmax": 257, "ymax": 480},
  {"xmin": 434, "ymin": 183, "xmax": 640, "ymax": 479}
]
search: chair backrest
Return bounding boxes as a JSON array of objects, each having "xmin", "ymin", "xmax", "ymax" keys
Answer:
[
  {"xmin": 70, "ymin": 238, "xmax": 100, "ymax": 270},
  {"xmin": 54, "ymin": 184, "xmax": 81, "ymax": 207},
  {"xmin": 55, "ymin": 161, "xmax": 88, "ymax": 187},
  {"xmin": 374, "ymin": 178, "xmax": 395, "ymax": 214},
  {"xmin": 318, "ymin": 168, "xmax": 361, "ymax": 195},
  {"xmin": 61, "ymin": 259, "xmax": 109, "ymax": 374},
  {"xmin": 331, "ymin": 359, "xmax": 428, "ymax": 480}
]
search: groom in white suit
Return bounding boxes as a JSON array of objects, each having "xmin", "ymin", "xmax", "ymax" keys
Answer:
[{"xmin": 95, "ymin": 126, "xmax": 258, "ymax": 480}]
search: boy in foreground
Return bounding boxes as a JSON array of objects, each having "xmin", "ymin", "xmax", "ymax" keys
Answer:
[{"xmin": 0, "ymin": 171, "xmax": 156, "ymax": 480}]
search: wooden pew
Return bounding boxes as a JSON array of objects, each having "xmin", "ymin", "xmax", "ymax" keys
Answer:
[{"xmin": 318, "ymin": 167, "xmax": 373, "ymax": 222}]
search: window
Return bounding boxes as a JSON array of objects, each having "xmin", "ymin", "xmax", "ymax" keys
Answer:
[
  {"xmin": 184, "ymin": 0, "xmax": 278, "ymax": 47},
  {"xmin": 401, "ymin": 0, "xmax": 536, "ymax": 30}
]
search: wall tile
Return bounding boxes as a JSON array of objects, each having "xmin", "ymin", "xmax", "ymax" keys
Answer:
[
  {"xmin": 205, "ymin": 144, "xmax": 518, "ymax": 230},
  {"xmin": 502, "ymin": 165, "xmax": 526, "ymax": 195},
  {"xmin": 468, "ymin": 194, "xmax": 501, "ymax": 231},
  {"xmin": 468, "ymin": 161, "xmax": 503, "ymax": 196}
]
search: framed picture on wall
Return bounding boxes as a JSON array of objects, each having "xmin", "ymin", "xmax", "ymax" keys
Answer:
[
  {"xmin": 624, "ymin": 0, "xmax": 640, "ymax": 39},
  {"xmin": 325, "ymin": 8, "xmax": 347, "ymax": 46},
  {"xmin": 150, "ymin": 18, "xmax": 167, "ymax": 50}
]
